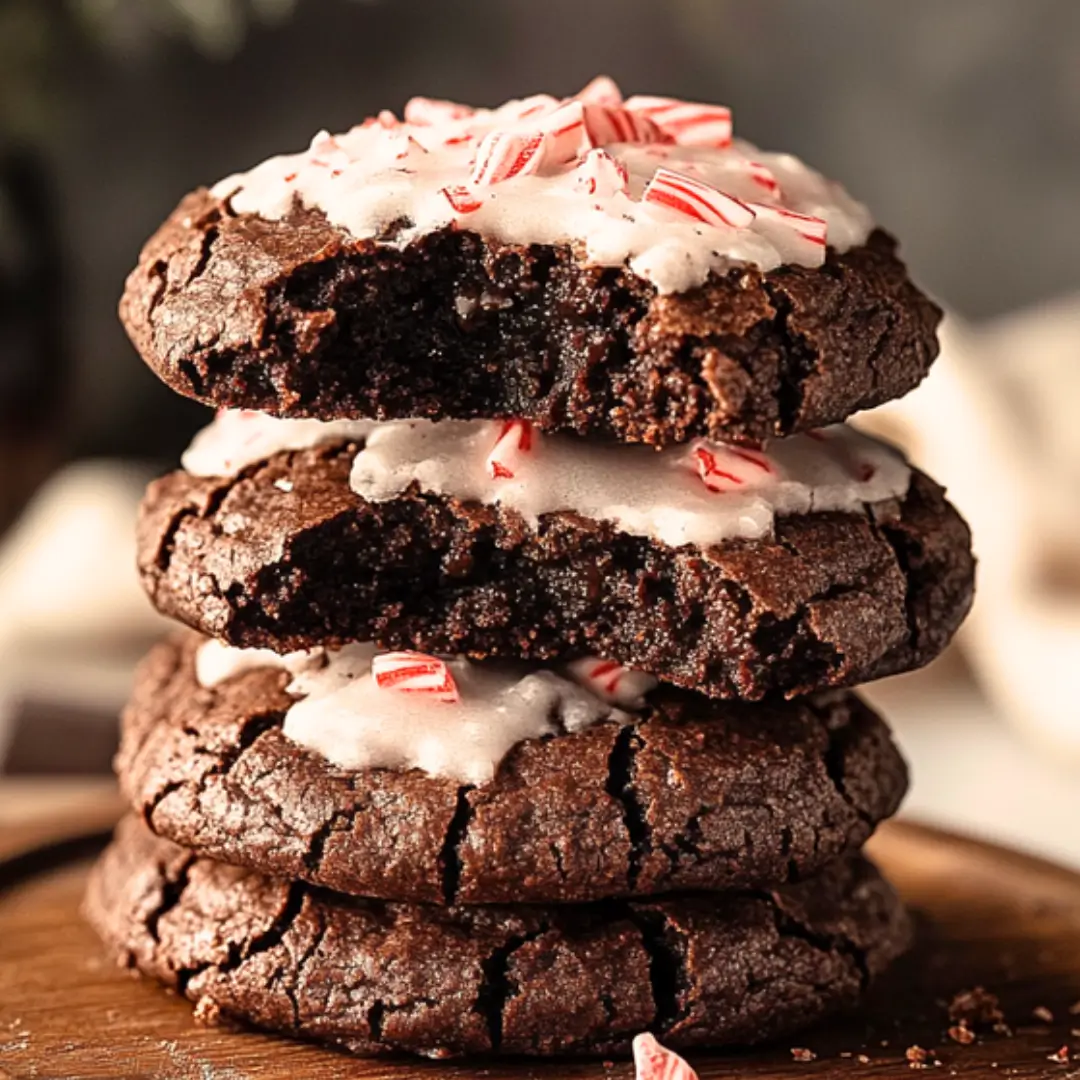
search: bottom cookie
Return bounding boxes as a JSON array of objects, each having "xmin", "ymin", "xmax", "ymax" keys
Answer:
[{"xmin": 85, "ymin": 818, "xmax": 911, "ymax": 1059}]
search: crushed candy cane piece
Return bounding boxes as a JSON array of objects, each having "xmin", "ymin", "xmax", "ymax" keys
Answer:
[
  {"xmin": 372, "ymin": 652, "xmax": 459, "ymax": 703},
  {"xmin": 745, "ymin": 159, "xmax": 780, "ymax": 193},
  {"xmin": 643, "ymin": 168, "xmax": 756, "ymax": 228},
  {"xmin": 537, "ymin": 100, "xmax": 594, "ymax": 163},
  {"xmin": 502, "ymin": 93, "xmax": 561, "ymax": 122},
  {"xmin": 633, "ymin": 1034, "xmax": 700, "ymax": 1080},
  {"xmin": 570, "ymin": 148, "xmax": 629, "ymax": 197},
  {"xmin": 689, "ymin": 441, "xmax": 775, "ymax": 493},
  {"xmin": 486, "ymin": 420, "xmax": 535, "ymax": 480},
  {"xmin": 404, "ymin": 96, "xmax": 475, "ymax": 125},
  {"xmin": 566, "ymin": 657, "xmax": 657, "ymax": 708},
  {"xmin": 441, "ymin": 185, "xmax": 484, "ymax": 214},
  {"xmin": 470, "ymin": 131, "xmax": 545, "ymax": 185},
  {"xmin": 575, "ymin": 75, "xmax": 624, "ymax": 107},
  {"xmin": 584, "ymin": 103, "xmax": 668, "ymax": 147},
  {"xmin": 749, "ymin": 202, "xmax": 827, "ymax": 246},
  {"xmin": 625, "ymin": 95, "xmax": 733, "ymax": 147}
]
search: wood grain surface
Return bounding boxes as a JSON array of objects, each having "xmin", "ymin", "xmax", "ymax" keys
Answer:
[{"xmin": 3, "ymin": 807, "xmax": 1080, "ymax": 1080}]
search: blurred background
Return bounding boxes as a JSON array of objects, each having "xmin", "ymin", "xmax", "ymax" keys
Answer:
[{"xmin": 1, "ymin": 0, "xmax": 1078, "ymax": 860}]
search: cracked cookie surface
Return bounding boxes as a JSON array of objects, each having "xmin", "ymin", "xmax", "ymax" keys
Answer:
[
  {"xmin": 137, "ymin": 442, "xmax": 974, "ymax": 700},
  {"xmin": 120, "ymin": 190, "xmax": 941, "ymax": 448},
  {"xmin": 118, "ymin": 633, "xmax": 908, "ymax": 905},
  {"xmin": 86, "ymin": 816, "xmax": 912, "ymax": 1058}
]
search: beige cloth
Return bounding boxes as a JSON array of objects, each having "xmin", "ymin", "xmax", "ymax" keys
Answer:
[{"xmin": 862, "ymin": 300, "xmax": 1080, "ymax": 757}]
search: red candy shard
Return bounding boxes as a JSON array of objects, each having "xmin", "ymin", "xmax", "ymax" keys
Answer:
[
  {"xmin": 441, "ymin": 185, "xmax": 484, "ymax": 214},
  {"xmin": 372, "ymin": 651, "xmax": 460, "ymax": 703},
  {"xmin": 537, "ymin": 100, "xmax": 594, "ymax": 164},
  {"xmin": 566, "ymin": 657, "xmax": 657, "ymax": 708},
  {"xmin": 745, "ymin": 159, "xmax": 780, "ymax": 192},
  {"xmin": 643, "ymin": 168, "xmax": 756, "ymax": 228},
  {"xmin": 584, "ymin": 103, "xmax": 668, "ymax": 147},
  {"xmin": 470, "ymin": 131, "xmax": 545, "ymax": 185},
  {"xmin": 485, "ymin": 419, "xmax": 535, "ymax": 480},
  {"xmin": 633, "ymin": 1034, "xmax": 700, "ymax": 1080},
  {"xmin": 748, "ymin": 201, "xmax": 828, "ymax": 245},
  {"xmin": 501, "ymin": 93, "xmax": 561, "ymax": 123},
  {"xmin": 404, "ymin": 96, "xmax": 475, "ymax": 125},
  {"xmin": 689, "ymin": 441, "xmax": 775, "ymax": 493},
  {"xmin": 570, "ymin": 148, "xmax": 630, "ymax": 197},
  {"xmin": 575, "ymin": 75, "xmax": 624, "ymax": 107},
  {"xmin": 624, "ymin": 95, "xmax": 733, "ymax": 147}
]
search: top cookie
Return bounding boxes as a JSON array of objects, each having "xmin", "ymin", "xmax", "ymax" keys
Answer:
[{"xmin": 120, "ymin": 78, "xmax": 941, "ymax": 447}]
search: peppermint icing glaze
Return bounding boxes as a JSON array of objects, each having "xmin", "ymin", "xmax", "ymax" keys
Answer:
[
  {"xmin": 210, "ymin": 79, "xmax": 874, "ymax": 295},
  {"xmin": 184, "ymin": 410, "xmax": 911, "ymax": 548},
  {"xmin": 195, "ymin": 639, "xmax": 634, "ymax": 784}
]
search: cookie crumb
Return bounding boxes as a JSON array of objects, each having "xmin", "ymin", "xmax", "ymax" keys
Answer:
[
  {"xmin": 857, "ymin": 1055, "xmax": 871, "ymax": 1064},
  {"xmin": 192, "ymin": 996, "xmax": 223, "ymax": 1026},
  {"xmin": 840, "ymin": 1051, "xmax": 853, "ymax": 1058},
  {"xmin": 948, "ymin": 1022, "xmax": 975, "ymax": 1045},
  {"xmin": 948, "ymin": 987, "xmax": 1006, "ymax": 1027},
  {"xmin": 1033, "ymin": 1006, "xmax": 1055, "ymax": 1024},
  {"xmin": 992, "ymin": 1022, "xmax": 1013, "ymax": 1036},
  {"xmin": 906, "ymin": 1046, "xmax": 936, "ymax": 1069},
  {"xmin": 791, "ymin": 1048, "xmax": 817, "ymax": 1062},
  {"xmin": 1047, "ymin": 1046, "xmax": 1070, "ymax": 1064},
  {"xmin": 1069, "ymin": 1000, "xmax": 1080, "ymax": 1016}
]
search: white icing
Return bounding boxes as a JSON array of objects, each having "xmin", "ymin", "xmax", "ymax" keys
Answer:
[
  {"xmin": 194, "ymin": 637, "xmax": 323, "ymax": 687},
  {"xmin": 210, "ymin": 83, "xmax": 873, "ymax": 295},
  {"xmin": 184, "ymin": 410, "xmax": 911, "ymax": 548},
  {"xmin": 349, "ymin": 420, "xmax": 910, "ymax": 547},
  {"xmin": 182, "ymin": 409, "xmax": 373, "ymax": 477},
  {"xmin": 194, "ymin": 640, "xmax": 628, "ymax": 784}
]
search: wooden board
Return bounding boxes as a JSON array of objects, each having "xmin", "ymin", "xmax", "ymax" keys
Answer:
[{"xmin": 3, "ymin": 804, "xmax": 1080, "ymax": 1079}]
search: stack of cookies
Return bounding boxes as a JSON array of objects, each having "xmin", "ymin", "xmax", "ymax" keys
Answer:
[{"xmin": 87, "ymin": 78, "xmax": 975, "ymax": 1061}]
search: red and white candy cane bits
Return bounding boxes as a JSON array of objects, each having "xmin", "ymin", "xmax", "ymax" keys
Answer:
[
  {"xmin": 571, "ymin": 148, "xmax": 630, "ymax": 197},
  {"xmin": 486, "ymin": 420, "xmax": 535, "ymax": 480},
  {"xmin": 470, "ymin": 131, "xmax": 545, "ymax": 185},
  {"xmin": 624, "ymin": 95, "xmax": 733, "ymax": 148},
  {"xmin": 372, "ymin": 652, "xmax": 460, "ymax": 703},
  {"xmin": 575, "ymin": 75, "xmax": 624, "ymax": 107},
  {"xmin": 749, "ymin": 202, "xmax": 828, "ymax": 246},
  {"xmin": 403, "ymin": 96, "xmax": 475, "ymax": 125},
  {"xmin": 566, "ymin": 658, "xmax": 657, "ymax": 708},
  {"xmin": 689, "ymin": 442, "xmax": 774, "ymax": 493},
  {"xmin": 632, "ymin": 1034, "xmax": 700, "ymax": 1080},
  {"xmin": 440, "ymin": 185, "xmax": 484, "ymax": 215},
  {"xmin": 643, "ymin": 168, "xmax": 756, "ymax": 229}
]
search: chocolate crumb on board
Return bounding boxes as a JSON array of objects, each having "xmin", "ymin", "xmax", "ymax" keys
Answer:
[
  {"xmin": 902, "ymin": 1045, "xmax": 937, "ymax": 1071},
  {"xmin": 947, "ymin": 1022, "xmax": 976, "ymax": 1045},
  {"xmin": 791, "ymin": 1048, "xmax": 817, "ymax": 1062},
  {"xmin": 948, "ymin": 987, "xmax": 1007, "ymax": 1028},
  {"xmin": 1070, "ymin": 1000, "xmax": 1080, "ymax": 1015},
  {"xmin": 1032, "ymin": 1005, "xmax": 1055, "ymax": 1024}
]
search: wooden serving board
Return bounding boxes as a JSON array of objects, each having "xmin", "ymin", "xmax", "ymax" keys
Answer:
[{"xmin": 3, "ymin": 800, "xmax": 1080, "ymax": 1080}]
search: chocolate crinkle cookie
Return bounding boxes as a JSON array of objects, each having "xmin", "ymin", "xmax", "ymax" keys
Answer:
[
  {"xmin": 137, "ymin": 437, "xmax": 974, "ymax": 701},
  {"xmin": 85, "ymin": 817, "xmax": 912, "ymax": 1059},
  {"xmin": 119, "ymin": 79, "xmax": 941, "ymax": 448},
  {"xmin": 117, "ymin": 633, "xmax": 908, "ymax": 905}
]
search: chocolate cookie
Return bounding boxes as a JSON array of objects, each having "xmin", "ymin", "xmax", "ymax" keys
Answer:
[
  {"xmin": 121, "ymin": 190, "xmax": 939, "ymax": 448},
  {"xmin": 86, "ymin": 816, "xmax": 912, "ymax": 1058},
  {"xmin": 137, "ymin": 441, "xmax": 974, "ymax": 700},
  {"xmin": 118, "ymin": 633, "xmax": 907, "ymax": 905}
]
